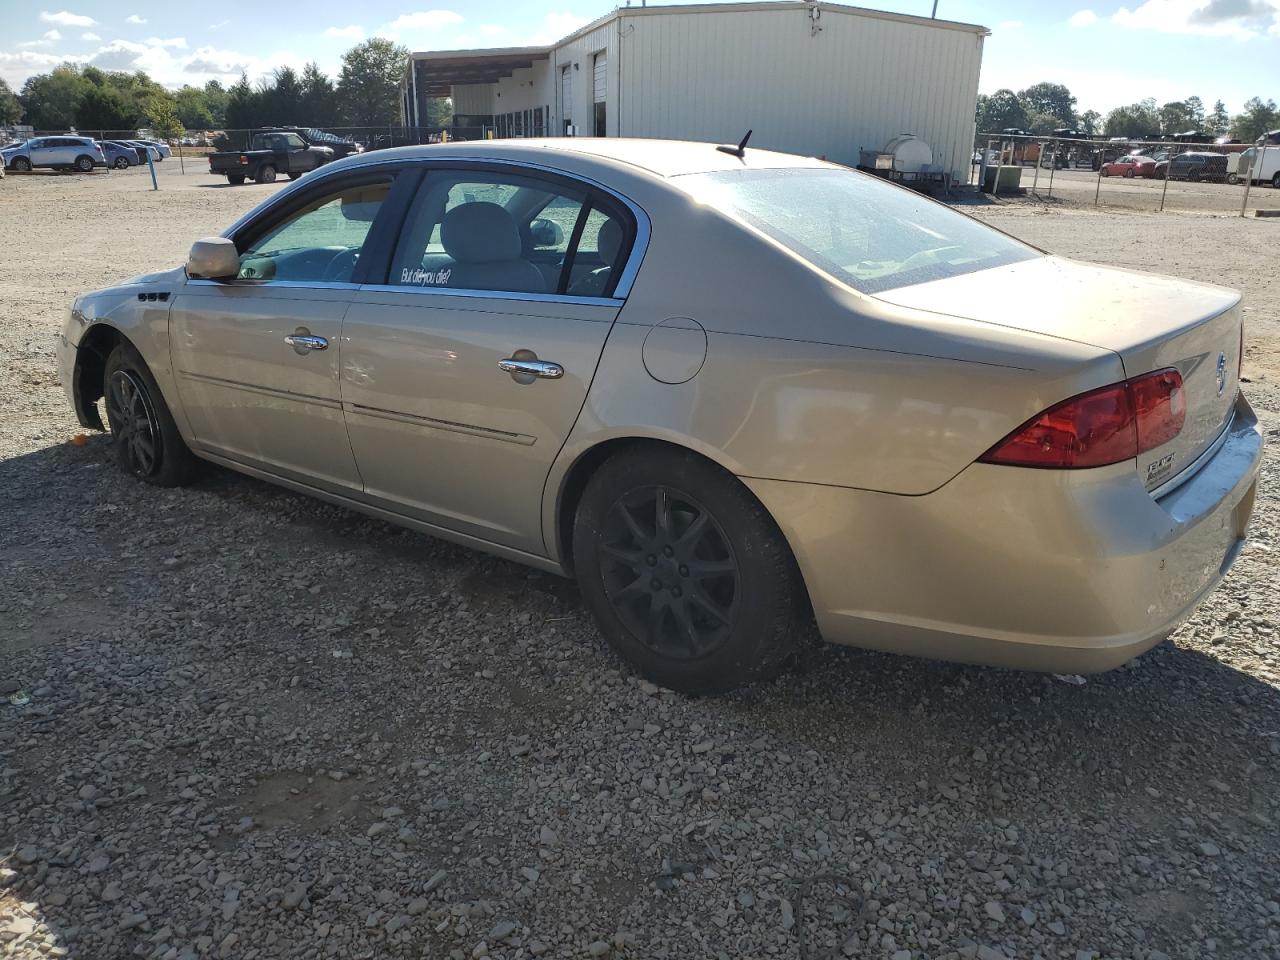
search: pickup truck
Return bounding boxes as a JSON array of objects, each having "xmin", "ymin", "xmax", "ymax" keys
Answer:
[{"xmin": 207, "ymin": 130, "xmax": 333, "ymax": 185}]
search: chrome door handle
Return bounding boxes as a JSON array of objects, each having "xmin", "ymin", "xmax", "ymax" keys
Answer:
[
  {"xmin": 498, "ymin": 358, "xmax": 563, "ymax": 379},
  {"xmin": 284, "ymin": 334, "xmax": 328, "ymax": 351}
]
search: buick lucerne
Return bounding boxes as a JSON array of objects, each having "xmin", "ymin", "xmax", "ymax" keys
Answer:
[{"xmin": 58, "ymin": 139, "xmax": 1262, "ymax": 693}]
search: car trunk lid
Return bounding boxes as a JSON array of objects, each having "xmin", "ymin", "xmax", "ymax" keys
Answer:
[{"xmin": 876, "ymin": 256, "xmax": 1242, "ymax": 491}]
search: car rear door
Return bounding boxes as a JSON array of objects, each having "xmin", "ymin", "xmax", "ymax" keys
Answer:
[
  {"xmin": 338, "ymin": 161, "xmax": 642, "ymax": 555},
  {"xmin": 168, "ymin": 168, "xmax": 406, "ymax": 494}
]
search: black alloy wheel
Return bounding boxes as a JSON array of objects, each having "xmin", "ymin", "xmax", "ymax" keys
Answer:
[
  {"xmin": 573, "ymin": 445, "xmax": 805, "ymax": 694},
  {"xmin": 599, "ymin": 485, "xmax": 738, "ymax": 661},
  {"xmin": 105, "ymin": 368, "xmax": 162, "ymax": 478}
]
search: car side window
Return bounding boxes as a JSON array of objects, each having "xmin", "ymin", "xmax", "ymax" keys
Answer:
[
  {"xmin": 234, "ymin": 177, "xmax": 393, "ymax": 284},
  {"xmin": 386, "ymin": 168, "xmax": 632, "ymax": 297}
]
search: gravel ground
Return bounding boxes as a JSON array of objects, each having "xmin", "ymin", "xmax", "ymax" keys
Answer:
[{"xmin": 2, "ymin": 167, "xmax": 1278, "ymax": 960}]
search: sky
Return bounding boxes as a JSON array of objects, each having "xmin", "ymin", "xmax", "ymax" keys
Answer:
[{"xmin": 1, "ymin": 0, "xmax": 1277, "ymax": 115}]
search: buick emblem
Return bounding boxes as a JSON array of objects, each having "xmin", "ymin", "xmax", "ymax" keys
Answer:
[{"xmin": 1215, "ymin": 351, "xmax": 1227, "ymax": 397}]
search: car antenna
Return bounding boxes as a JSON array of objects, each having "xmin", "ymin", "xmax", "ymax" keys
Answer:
[{"xmin": 716, "ymin": 129, "xmax": 752, "ymax": 159}]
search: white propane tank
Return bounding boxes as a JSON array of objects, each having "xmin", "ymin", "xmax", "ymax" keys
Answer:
[{"xmin": 882, "ymin": 134, "xmax": 934, "ymax": 174}]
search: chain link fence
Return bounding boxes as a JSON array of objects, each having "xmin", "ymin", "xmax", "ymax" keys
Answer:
[{"xmin": 971, "ymin": 132, "xmax": 1280, "ymax": 217}]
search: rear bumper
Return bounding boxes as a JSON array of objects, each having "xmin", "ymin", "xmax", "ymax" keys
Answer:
[{"xmin": 746, "ymin": 392, "xmax": 1263, "ymax": 673}]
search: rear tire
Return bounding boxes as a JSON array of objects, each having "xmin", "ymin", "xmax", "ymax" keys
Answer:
[
  {"xmin": 256, "ymin": 164, "xmax": 277, "ymax": 184},
  {"xmin": 1273, "ymin": 172, "xmax": 1280, "ymax": 189},
  {"xmin": 1227, "ymin": 173, "xmax": 1240, "ymax": 185},
  {"xmin": 103, "ymin": 342, "xmax": 198, "ymax": 487},
  {"xmin": 75, "ymin": 155, "xmax": 94, "ymax": 172},
  {"xmin": 1124, "ymin": 168, "xmax": 1134, "ymax": 178},
  {"xmin": 227, "ymin": 174, "xmax": 246, "ymax": 185},
  {"xmin": 573, "ymin": 446, "xmax": 805, "ymax": 695}
]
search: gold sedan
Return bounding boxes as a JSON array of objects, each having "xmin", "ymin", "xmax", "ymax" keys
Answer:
[{"xmin": 58, "ymin": 139, "xmax": 1262, "ymax": 693}]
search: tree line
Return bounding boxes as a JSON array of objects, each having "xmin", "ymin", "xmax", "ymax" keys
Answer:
[
  {"xmin": 977, "ymin": 82, "xmax": 1279, "ymax": 143},
  {"xmin": 0, "ymin": 38, "xmax": 452, "ymax": 136}
]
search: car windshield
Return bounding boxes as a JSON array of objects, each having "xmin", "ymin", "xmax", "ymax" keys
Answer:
[{"xmin": 675, "ymin": 167, "xmax": 1037, "ymax": 294}]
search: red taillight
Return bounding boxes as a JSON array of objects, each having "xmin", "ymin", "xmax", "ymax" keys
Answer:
[{"xmin": 979, "ymin": 369, "xmax": 1184, "ymax": 469}]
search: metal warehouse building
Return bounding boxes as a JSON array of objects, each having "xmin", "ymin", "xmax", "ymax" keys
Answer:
[{"xmin": 401, "ymin": 1, "xmax": 988, "ymax": 180}]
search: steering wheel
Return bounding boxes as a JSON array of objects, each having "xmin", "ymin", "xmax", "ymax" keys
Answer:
[{"xmin": 322, "ymin": 248, "xmax": 359, "ymax": 283}]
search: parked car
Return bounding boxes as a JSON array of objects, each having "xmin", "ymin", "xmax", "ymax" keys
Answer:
[
  {"xmin": 2, "ymin": 136, "xmax": 106, "ymax": 172},
  {"xmin": 1156, "ymin": 152, "xmax": 1229, "ymax": 182},
  {"xmin": 139, "ymin": 139, "xmax": 172, "ymax": 160},
  {"xmin": 58, "ymin": 139, "xmax": 1261, "ymax": 694},
  {"xmin": 99, "ymin": 140, "xmax": 139, "ymax": 169},
  {"xmin": 207, "ymin": 129, "xmax": 333, "ymax": 184},
  {"xmin": 1099, "ymin": 155, "xmax": 1156, "ymax": 178},
  {"xmin": 121, "ymin": 140, "xmax": 162, "ymax": 163}
]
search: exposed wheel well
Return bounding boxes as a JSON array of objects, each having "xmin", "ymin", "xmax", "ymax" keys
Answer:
[{"xmin": 73, "ymin": 325, "xmax": 126, "ymax": 430}]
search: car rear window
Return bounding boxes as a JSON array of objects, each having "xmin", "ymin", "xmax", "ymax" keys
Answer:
[{"xmin": 674, "ymin": 167, "xmax": 1037, "ymax": 295}]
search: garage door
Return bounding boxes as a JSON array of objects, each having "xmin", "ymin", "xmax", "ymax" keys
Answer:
[
  {"xmin": 560, "ymin": 65, "xmax": 572, "ymax": 134},
  {"xmin": 592, "ymin": 53, "xmax": 606, "ymax": 136}
]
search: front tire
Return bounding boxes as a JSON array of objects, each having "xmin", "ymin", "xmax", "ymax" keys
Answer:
[
  {"xmin": 1272, "ymin": 172, "xmax": 1280, "ymax": 189},
  {"xmin": 113, "ymin": 156, "xmax": 130, "ymax": 169},
  {"xmin": 11, "ymin": 156, "xmax": 31, "ymax": 172},
  {"xmin": 103, "ymin": 342, "xmax": 198, "ymax": 487},
  {"xmin": 256, "ymin": 164, "xmax": 277, "ymax": 184},
  {"xmin": 573, "ymin": 446, "xmax": 804, "ymax": 695},
  {"xmin": 1227, "ymin": 173, "xmax": 1240, "ymax": 185}
]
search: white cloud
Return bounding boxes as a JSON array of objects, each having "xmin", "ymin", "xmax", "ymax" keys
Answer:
[
  {"xmin": 40, "ymin": 10, "xmax": 94, "ymax": 27},
  {"xmin": 208, "ymin": 19, "xmax": 230, "ymax": 30},
  {"xmin": 0, "ymin": 49, "xmax": 86, "ymax": 86},
  {"xmin": 145, "ymin": 36, "xmax": 188, "ymax": 49},
  {"xmin": 1112, "ymin": 0, "xmax": 1279, "ymax": 38},
  {"xmin": 1069, "ymin": 9, "xmax": 1098, "ymax": 26},
  {"xmin": 125, "ymin": 14, "xmax": 147, "ymax": 24},
  {"xmin": 324, "ymin": 24, "xmax": 365, "ymax": 39},
  {"xmin": 44, "ymin": 29, "xmax": 64, "ymax": 40},
  {"xmin": 385, "ymin": 10, "xmax": 464, "ymax": 37},
  {"xmin": 82, "ymin": 31, "xmax": 100, "ymax": 40}
]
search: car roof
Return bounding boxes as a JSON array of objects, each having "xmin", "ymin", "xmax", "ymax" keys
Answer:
[{"xmin": 353, "ymin": 138, "xmax": 832, "ymax": 179}]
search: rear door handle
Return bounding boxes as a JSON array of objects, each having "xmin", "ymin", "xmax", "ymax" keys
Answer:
[
  {"xmin": 498, "ymin": 358, "xmax": 563, "ymax": 380},
  {"xmin": 284, "ymin": 334, "xmax": 328, "ymax": 351}
]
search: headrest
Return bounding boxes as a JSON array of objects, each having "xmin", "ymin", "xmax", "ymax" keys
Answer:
[
  {"xmin": 440, "ymin": 202, "xmax": 521, "ymax": 263},
  {"xmin": 596, "ymin": 218, "xmax": 624, "ymax": 266}
]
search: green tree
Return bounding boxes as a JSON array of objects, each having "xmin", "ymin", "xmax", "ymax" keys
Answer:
[
  {"xmin": 976, "ymin": 89, "xmax": 1028, "ymax": 133},
  {"xmin": 337, "ymin": 38, "xmax": 409, "ymax": 126},
  {"xmin": 203, "ymin": 80, "xmax": 229, "ymax": 126},
  {"xmin": 1079, "ymin": 109, "xmax": 1101, "ymax": 137},
  {"xmin": 1103, "ymin": 99, "xmax": 1159, "ymax": 137},
  {"xmin": 300, "ymin": 62, "xmax": 337, "ymax": 124},
  {"xmin": 20, "ymin": 65, "xmax": 86, "ymax": 130},
  {"xmin": 425, "ymin": 96, "xmax": 452, "ymax": 127},
  {"xmin": 1232, "ymin": 97, "xmax": 1279, "ymax": 142},
  {"xmin": 1158, "ymin": 100, "xmax": 1194, "ymax": 134},
  {"xmin": 1184, "ymin": 95, "xmax": 1205, "ymax": 129},
  {"xmin": 224, "ymin": 72, "xmax": 258, "ymax": 133},
  {"xmin": 1207, "ymin": 99, "xmax": 1230, "ymax": 137},
  {"xmin": 0, "ymin": 78, "xmax": 22, "ymax": 125},
  {"xmin": 174, "ymin": 86, "xmax": 215, "ymax": 129},
  {"xmin": 1018, "ymin": 82, "xmax": 1076, "ymax": 127},
  {"xmin": 146, "ymin": 95, "xmax": 184, "ymax": 140},
  {"xmin": 75, "ymin": 84, "xmax": 135, "ymax": 132},
  {"xmin": 264, "ymin": 66, "xmax": 303, "ymax": 124}
]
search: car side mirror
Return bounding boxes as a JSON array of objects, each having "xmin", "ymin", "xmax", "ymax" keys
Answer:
[
  {"xmin": 530, "ymin": 217, "xmax": 564, "ymax": 248},
  {"xmin": 187, "ymin": 237, "xmax": 240, "ymax": 280}
]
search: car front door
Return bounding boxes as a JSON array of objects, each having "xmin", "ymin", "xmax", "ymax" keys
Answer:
[
  {"xmin": 339, "ymin": 163, "xmax": 640, "ymax": 556},
  {"xmin": 168, "ymin": 169, "xmax": 403, "ymax": 494}
]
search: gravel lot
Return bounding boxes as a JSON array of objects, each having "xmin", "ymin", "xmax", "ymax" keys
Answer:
[{"xmin": 2, "ymin": 166, "xmax": 1278, "ymax": 960}]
